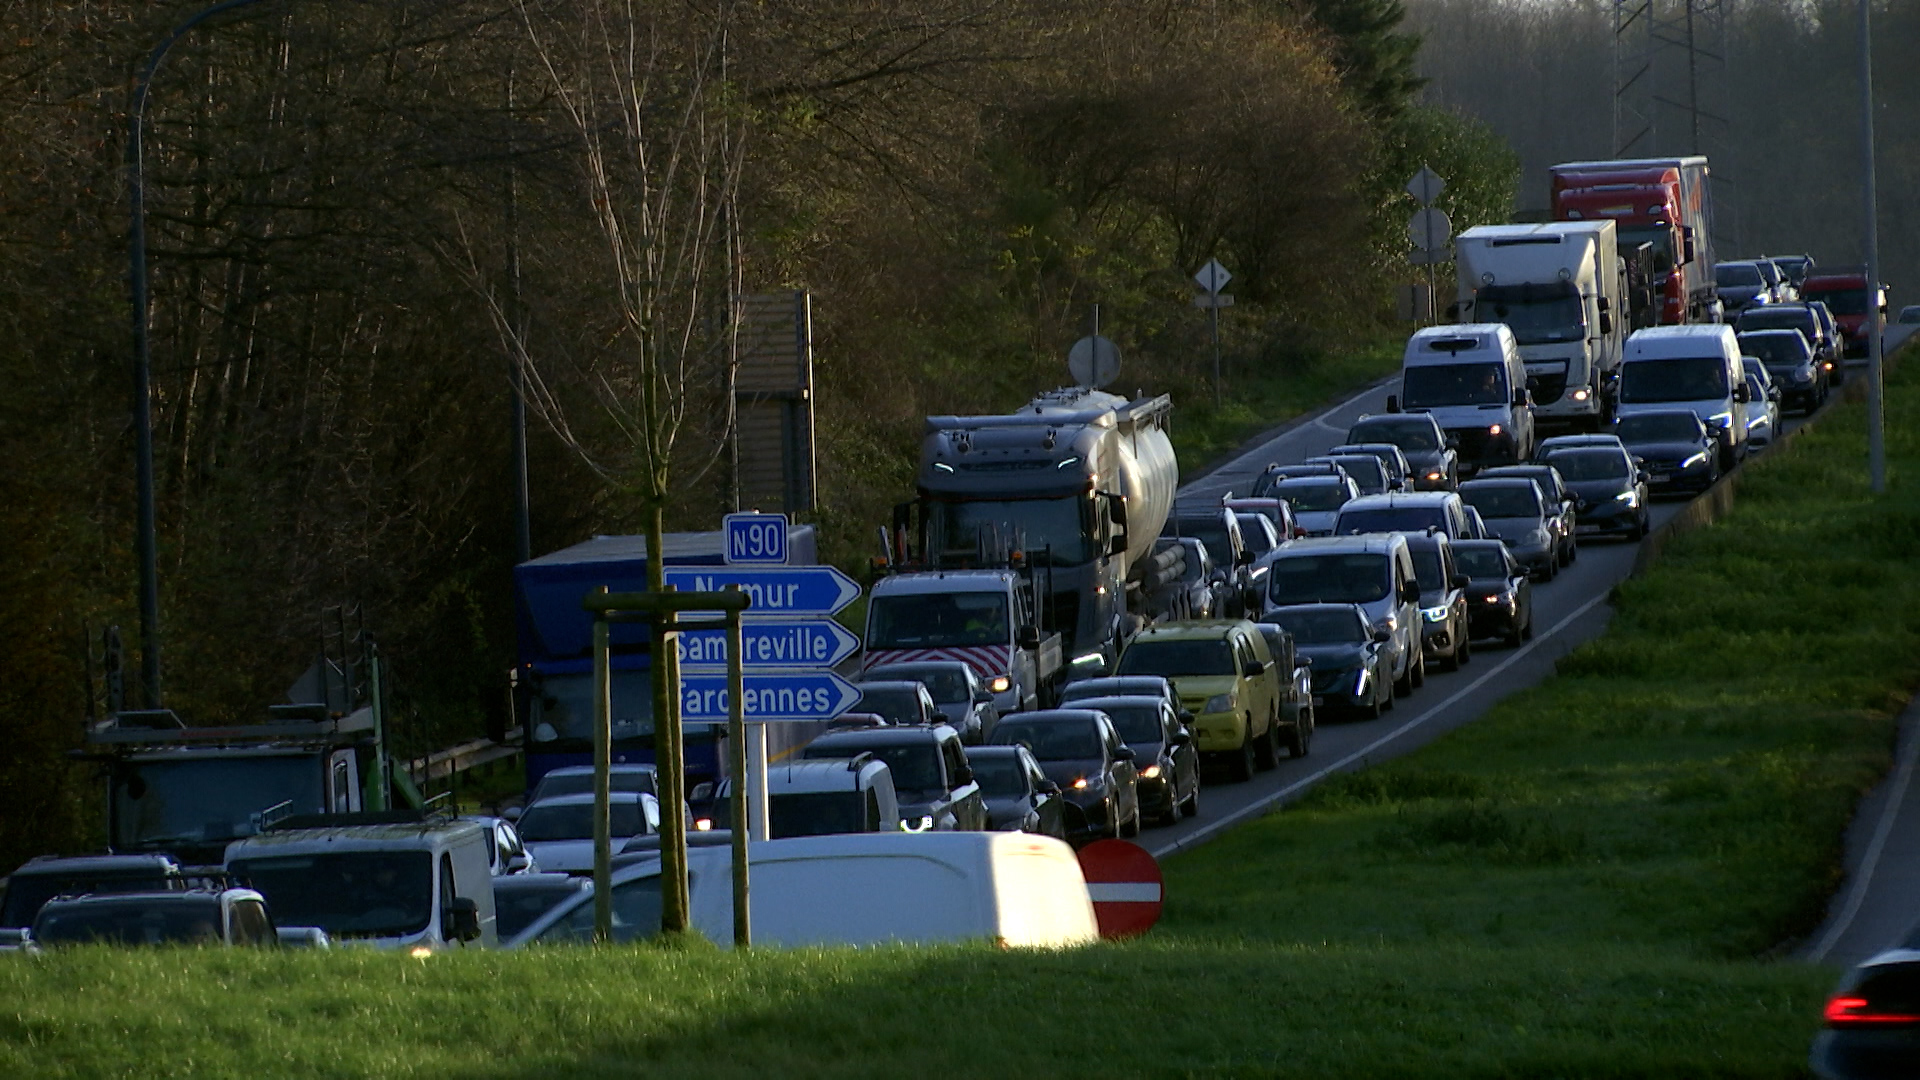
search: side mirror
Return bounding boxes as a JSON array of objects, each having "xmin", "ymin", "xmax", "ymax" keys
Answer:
[
  {"xmin": 1295, "ymin": 657, "xmax": 1314, "ymax": 669},
  {"xmin": 953, "ymin": 764, "xmax": 974, "ymax": 787},
  {"xmin": 1598, "ymin": 311, "xmax": 1614, "ymax": 335},
  {"xmin": 1244, "ymin": 659, "xmax": 1267, "ymax": 677},
  {"xmin": 974, "ymin": 689, "xmax": 993, "ymax": 704},
  {"xmin": 1236, "ymin": 548, "xmax": 1254, "ymax": 566},
  {"xmin": 1512, "ymin": 389, "xmax": 1528, "ymax": 408},
  {"xmin": 1109, "ymin": 532, "xmax": 1128, "ymax": 557},
  {"xmin": 1112, "ymin": 745, "xmax": 1136, "ymax": 763},
  {"xmin": 445, "ymin": 897, "xmax": 481, "ymax": 943},
  {"xmin": 1597, "ymin": 296, "xmax": 1611, "ymax": 313},
  {"xmin": 1035, "ymin": 779, "xmax": 1061, "ymax": 796},
  {"xmin": 1733, "ymin": 384, "xmax": 1751, "ymax": 404},
  {"xmin": 1400, "ymin": 582, "xmax": 1422, "ymax": 604},
  {"xmin": 504, "ymin": 852, "xmax": 533, "ymax": 874},
  {"xmin": 1016, "ymin": 625, "xmax": 1041, "ymax": 650},
  {"xmin": 1170, "ymin": 730, "xmax": 1193, "ymax": 746},
  {"xmin": 1768, "ymin": 387, "xmax": 1781, "ymax": 402},
  {"xmin": 1637, "ymin": 470, "xmax": 1650, "ymax": 484},
  {"xmin": 1445, "ymin": 434, "xmax": 1461, "ymax": 449},
  {"xmin": 1450, "ymin": 573, "xmax": 1469, "ymax": 590},
  {"xmin": 1177, "ymin": 710, "xmax": 1195, "ymax": 725},
  {"xmin": 1372, "ymin": 628, "xmax": 1392, "ymax": 643}
]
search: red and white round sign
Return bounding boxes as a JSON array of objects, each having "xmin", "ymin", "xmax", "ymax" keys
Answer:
[{"xmin": 1075, "ymin": 839, "xmax": 1163, "ymax": 939}]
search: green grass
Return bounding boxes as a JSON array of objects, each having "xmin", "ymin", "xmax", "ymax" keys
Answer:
[
  {"xmin": 6, "ymin": 362, "xmax": 1920, "ymax": 1078},
  {"xmin": 1168, "ymin": 333, "xmax": 1402, "ymax": 475}
]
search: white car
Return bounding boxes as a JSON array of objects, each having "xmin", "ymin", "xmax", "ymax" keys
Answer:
[
  {"xmin": 1741, "ymin": 359, "xmax": 1781, "ymax": 448},
  {"xmin": 515, "ymin": 791, "xmax": 662, "ymax": 874}
]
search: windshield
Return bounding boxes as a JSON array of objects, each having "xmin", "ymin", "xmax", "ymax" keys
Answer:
[
  {"xmin": 803, "ymin": 742, "xmax": 943, "ymax": 792},
  {"xmin": 3, "ymin": 871, "xmax": 183, "ymax": 929},
  {"xmin": 518, "ymin": 800, "xmax": 651, "ymax": 842},
  {"xmin": 1461, "ymin": 485, "xmax": 1540, "ymax": 519},
  {"xmin": 871, "ymin": 668, "xmax": 968, "ymax": 704},
  {"xmin": 1333, "ymin": 447, "xmax": 1404, "ymax": 481},
  {"xmin": 1618, "ymin": 357, "xmax": 1729, "ymax": 403},
  {"xmin": 1117, "ymin": 640, "xmax": 1236, "ymax": 678},
  {"xmin": 1453, "ymin": 548, "xmax": 1509, "ymax": 579},
  {"xmin": 1476, "ymin": 282, "xmax": 1585, "ymax": 345},
  {"xmin": 853, "ymin": 687, "xmax": 925, "ymax": 724},
  {"xmin": 1736, "ymin": 309, "xmax": 1813, "ymax": 334},
  {"xmin": 1328, "ymin": 457, "xmax": 1387, "ymax": 493},
  {"xmin": 1335, "ymin": 506, "xmax": 1445, "ymax": 536},
  {"xmin": 1175, "ymin": 542, "xmax": 1209, "ymax": 583},
  {"xmin": 1803, "ymin": 286, "xmax": 1868, "ymax": 316},
  {"xmin": 968, "ymin": 755, "xmax": 1028, "ymax": 798},
  {"xmin": 1736, "ymin": 333, "xmax": 1811, "ymax": 366},
  {"xmin": 1716, "ymin": 264, "xmax": 1762, "ymax": 287},
  {"xmin": 229, "ymin": 852, "xmax": 432, "ymax": 939},
  {"xmin": 1349, "ymin": 418, "xmax": 1439, "ymax": 451},
  {"xmin": 1267, "ymin": 554, "xmax": 1390, "ymax": 604},
  {"xmin": 1616, "ymin": 413, "xmax": 1703, "ymax": 444},
  {"xmin": 531, "ymin": 874, "xmax": 664, "ymax": 945},
  {"xmin": 33, "ymin": 897, "xmax": 227, "ymax": 947},
  {"xmin": 1263, "ymin": 610, "xmax": 1367, "ymax": 645},
  {"xmin": 713, "ymin": 792, "xmax": 871, "ymax": 838},
  {"xmin": 993, "ymin": 719, "xmax": 1102, "ymax": 760},
  {"xmin": 112, "ymin": 755, "xmax": 325, "ymax": 851},
  {"xmin": 1097, "ymin": 703, "xmax": 1166, "ymax": 744},
  {"xmin": 1167, "ymin": 515, "xmax": 1233, "ymax": 568},
  {"xmin": 1617, "ymin": 225, "xmax": 1676, "ymax": 268},
  {"xmin": 531, "ymin": 769, "xmax": 655, "ymax": 803},
  {"xmin": 1545, "ymin": 449, "xmax": 1629, "ymax": 480},
  {"xmin": 1410, "ymin": 549, "xmax": 1445, "ymax": 590},
  {"xmin": 530, "ymin": 670, "xmax": 654, "ymax": 746},
  {"xmin": 1276, "ymin": 480, "xmax": 1349, "ymax": 513},
  {"xmin": 1237, "ymin": 517, "xmax": 1276, "ymax": 555},
  {"xmin": 1402, "ymin": 361, "xmax": 1509, "ymax": 407},
  {"xmin": 866, "ymin": 592, "xmax": 1009, "ymax": 650},
  {"xmin": 926, "ymin": 496, "xmax": 1091, "ymax": 566}
]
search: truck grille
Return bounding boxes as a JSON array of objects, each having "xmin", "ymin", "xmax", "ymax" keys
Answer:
[
  {"xmin": 1446, "ymin": 425, "xmax": 1495, "ymax": 462},
  {"xmin": 1528, "ymin": 369, "xmax": 1570, "ymax": 405}
]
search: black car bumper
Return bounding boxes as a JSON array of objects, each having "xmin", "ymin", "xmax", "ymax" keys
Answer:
[
  {"xmin": 1137, "ymin": 775, "xmax": 1176, "ymax": 818},
  {"xmin": 1061, "ymin": 794, "xmax": 1113, "ymax": 840},
  {"xmin": 1575, "ymin": 500, "xmax": 1641, "ymax": 535},
  {"xmin": 1466, "ymin": 600, "xmax": 1520, "ymax": 640}
]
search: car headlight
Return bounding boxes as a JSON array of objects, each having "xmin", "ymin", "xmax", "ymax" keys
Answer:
[
  {"xmin": 1706, "ymin": 413, "xmax": 1731, "ymax": 432},
  {"xmin": 1139, "ymin": 764, "xmax": 1162, "ymax": 780},
  {"xmin": 900, "ymin": 815, "xmax": 935, "ymax": 833},
  {"xmin": 1681, "ymin": 451, "xmax": 1709, "ymax": 469},
  {"xmin": 1791, "ymin": 366, "xmax": 1814, "ymax": 383},
  {"xmin": 1421, "ymin": 605, "xmax": 1449, "ymax": 622},
  {"xmin": 1527, "ymin": 529, "xmax": 1551, "ymax": 547},
  {"xmin": 1425, "ymin": 470, "xmax": 1444, "ymax": 481},
  {"xmin": 989, "ymin": 675, "xmax": 1011, "ymax": 694},
  {"xmin": 1488, "ymin": 423, "xmax": 1503, "ymax": 436},
  {"xmin": 1612, "ymin": 490, "xmax": 1636, "ymax": 504},
  {"xmin": 1571, "ymin": 388, "xmax": 1590, "ymax": 402},
  {"xmin": 1203, "ymin": 692, "xmax": 1234, "ymax": 713}
]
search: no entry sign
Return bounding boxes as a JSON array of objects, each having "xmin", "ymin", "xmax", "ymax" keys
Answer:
[{"xmin": 1076, "ymin": 839, "xmax": 1163, "ymax": 939}]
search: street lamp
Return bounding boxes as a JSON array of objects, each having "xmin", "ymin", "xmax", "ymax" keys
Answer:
[{"xmin": 126, "ymin": 0, "xmax": 276, "ymax": 707}]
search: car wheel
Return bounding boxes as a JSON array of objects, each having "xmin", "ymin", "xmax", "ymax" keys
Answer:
[
  {"xmin": 1120, "ymin": 799, "xmax": 1141, "ymax": 838},
  {"xmin": 1505, "ymin": 619, "xmax": 1524, "ymax": 648},
  {"xmin": 1181, "ymin": 783, "xmax": 1200, "ymax": 819},
  {"xmin": 1393, "ymin": 654, "xmax": 1415, "ymax": 698},
  {"xmin": 1522, "ymin": 612, "xmax": 1535, "ymax": 640},
  {"xmin": 1288, "ymin": 706, "xmax": 1313, "ymax": 758},
  {"xmin": 1230, "ymin": 728, "xmax": 1255, "ymax": 782},
  {"xmin": 1411, "ymin": 653, "xmax": 1427, "ymax": 689},
  {"xmin": 1565, "ymin": 538, "xmax": 1577, "ymax": 565},
  {"xmin": 1456, "ymin": 634, "xmax": 1471, "ymax": 666},
  {"xmin": 1253, "ymin": 711, "xmax": 1279, "ymax": 771},
  {"xmin": 1361, "ymin": 685, "xmax": 1384, "ymax": 719}
]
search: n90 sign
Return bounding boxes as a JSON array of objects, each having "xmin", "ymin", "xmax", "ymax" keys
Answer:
[{"xmin": 723, "ymin": 512, "xmax": 789, "ymax": 565}]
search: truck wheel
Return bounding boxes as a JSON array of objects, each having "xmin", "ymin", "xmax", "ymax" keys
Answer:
[{"xmin": 1253, "ymin": 711, "xmax": 1279, "ymax": 770}]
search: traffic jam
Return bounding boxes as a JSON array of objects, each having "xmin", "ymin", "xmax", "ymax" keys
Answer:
[{"xmin": 0, "ymin": 153, "xmax": 1901, "ymax": 970}]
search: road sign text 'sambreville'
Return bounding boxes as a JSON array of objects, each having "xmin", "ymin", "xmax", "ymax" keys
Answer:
[{"xmin": 676, "ymin": 620, "xmax": 859, "ymax": 670}]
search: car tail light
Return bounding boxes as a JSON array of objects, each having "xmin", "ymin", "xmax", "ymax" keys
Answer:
[{"xmin": 1825, "ymin": 994, "xmax": 1920, "ymax": 1028}]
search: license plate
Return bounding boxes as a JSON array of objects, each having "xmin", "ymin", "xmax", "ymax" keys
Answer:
[
  {"xmin": 1312, "ymin": 695, "xmax": 1326, "ymax": 707},
  {"xmin": 1648, "ymin": 472, "xmax": 1669, "ymax": 483}
]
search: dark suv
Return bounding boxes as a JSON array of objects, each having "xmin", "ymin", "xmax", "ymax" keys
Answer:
[
  {"xmin": 1346, "ymin": 413, "xmax": 1459, "ymax": 491},
  {"xmin": 1161, "ymin": 505, "xmax": 1254, "ymax": 615},
  {"xmin": 801, "ymin": 724, "xmax": 986, "ymax": 831}
]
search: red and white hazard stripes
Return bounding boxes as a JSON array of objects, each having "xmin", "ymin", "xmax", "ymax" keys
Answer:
[{"xmin": 863, "ymin": 645, "xmax": 1012, "ymax": 681}]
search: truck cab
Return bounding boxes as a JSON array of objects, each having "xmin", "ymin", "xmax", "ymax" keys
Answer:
[{"xmin": 864, "ymin": 568, "xmax": 1062, "ymax": 714}]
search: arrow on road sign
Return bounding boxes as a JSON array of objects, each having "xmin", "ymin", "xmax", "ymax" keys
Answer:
[
  {"xmin": 663, "ymin": 565, "xmax": 861, "ymax": 617},
  {"xmin": 677, "ymin": 670, "xmax": 861, "ymax": 723},
  {"xmin": 676, "ymin": 619, "xmax": 860, "ymax": 671}
]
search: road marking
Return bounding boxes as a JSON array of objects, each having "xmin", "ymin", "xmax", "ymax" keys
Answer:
[
  {"xmin": 1148, "ymin": 589, "xmax": 1612, "ymax": 859},
  {"xmin": 1806, "ymin": 707, "xmax": 1920, "ymax": 962}
]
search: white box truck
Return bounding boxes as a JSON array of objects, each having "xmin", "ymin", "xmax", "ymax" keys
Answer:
[{"xmin": 1455, "ymin": 221, "xmax": 1628, "ymax": 432}]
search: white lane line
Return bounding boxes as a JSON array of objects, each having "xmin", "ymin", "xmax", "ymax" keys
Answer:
[
  {"xmin": 1147, "ymin": 589, "xmax": 1612, "ymax": 859},
  {"xmin": 1807, "ymin": 709, "xmax": 1920, "ymax": 962}
]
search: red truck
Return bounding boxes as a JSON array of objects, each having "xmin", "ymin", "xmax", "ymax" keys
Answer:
[
  {"xmin": 1550, "ymin": 157, "xmax": 1716, "ymax": 326},
  {"xmin": 1799, "ymin": 268, "xmax": 1890, "ymax": 358}
]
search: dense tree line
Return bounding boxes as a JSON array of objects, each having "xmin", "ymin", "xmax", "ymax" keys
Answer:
[
  {"xmin": 0, "ymin": 0, "xmax": 1516, "ymax": 868},
  {"xmin": 1406, "ymin": 0, "xmax": 1919, "ymax": 290}
]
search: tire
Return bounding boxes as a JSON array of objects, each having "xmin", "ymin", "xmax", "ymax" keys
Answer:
[
  {"xmin": 1505, "ymin": 620, "xmax": 1524, "ymax": 648},
  {"xmin": 1180, "ymin": 782, "xmax": 1200, "ymax": 819},
  {"xmin": 1361, "ymin": 686, "xmax": 1384, "ymax": 719},
  {"xmin": 1522, "ymin": 612, "xmax": 1535, "ymax": 640},
  {"xmin": 1253, "ymin": 711, "xmax": 1279, "ymax": 771},
  {"xmin": 1120, "ymin": 800, "xmax": 1141, "ymax": 838},
  {"xmin": 1411, "ymin": 653, "xmax": 1427, "ymax": 689},
  {"xmin": 1229, "ymin": 730, "xmax": 1255, "ymax": 782},
  {"xmin": 1456, "ymin": 634, "xmax": 1471, "ymax": 666},
  {"xmin": 1380, "ymin": 675, "xmax": 1397, "ymax": 711},
  {"xmin": 1288, "ymin": 706, "xmax": 1313, "ymax": 758},
  {"xmin": 1565, "ymin": 538, "xmax": 1577, "ymax": 565},
  {"xmin": 1393, "ymin": 654, "xmax": 1416, "ymax": 698}
]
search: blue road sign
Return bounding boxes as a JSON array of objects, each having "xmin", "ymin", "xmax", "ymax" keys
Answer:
[
  {"xmin": 678, "ymin": 671, "xmax": 860, "ymax": 723},
  {"xmin": 676, "ymin": 619, "xmax": 859, "ymax": 671},
  {"xmin": 662, "ymin": 566, "xmax": 860, "ymax": 617},
  {"xmin": 723, "ymin": 512, "xmax": 789, "ymax": 565}
]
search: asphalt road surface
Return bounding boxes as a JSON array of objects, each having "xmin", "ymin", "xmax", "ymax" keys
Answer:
[{"xmin": 1146, "ymin": 376, "xmax": 1816, "ymax": 860}]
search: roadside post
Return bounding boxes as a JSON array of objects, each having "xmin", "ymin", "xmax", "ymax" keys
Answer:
[
  {"xmin": 1193, "ymin": 260, "xmax": 1234, "ymax": 406},
  {"xmin": 1406, "ymin": 166, "xmax": 1451, "ymax": 327}
]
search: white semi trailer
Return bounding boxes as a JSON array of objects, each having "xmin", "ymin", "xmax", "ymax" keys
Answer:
[{"xmin": 1455, "ymin": 221, "xmax": 1628, "ymax": 432}]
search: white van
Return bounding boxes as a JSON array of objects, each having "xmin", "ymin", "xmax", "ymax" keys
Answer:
[
  {"xmin": 706, "ymin": 756, "xmax": 903, "ymax": 837},
  {"xmin": 508, "ymin": 832, "xmax": 1099, "ymax": 949},
  {"xmin": 226, "ymin": 817, "xmax": 496, "ymax": 950},
  {"xmin": 1617, "ymin": 325, "xmax": 1749, "ymax": 468},
  {"xmin": 1392, "ymin": 324, "xmax": 1535, "ymax": 474}
]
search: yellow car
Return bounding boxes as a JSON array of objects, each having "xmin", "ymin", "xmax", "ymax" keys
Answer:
[{"xmin": 1114, "ymin": 620, "xmax": 1287, "ymax": 782}]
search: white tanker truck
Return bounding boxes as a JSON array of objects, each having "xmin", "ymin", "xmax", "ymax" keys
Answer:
[{"xmin": 864, "ymin": 388, "xmax": 1178, "ymax": 709}]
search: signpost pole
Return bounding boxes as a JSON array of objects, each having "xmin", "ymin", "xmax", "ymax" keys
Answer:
[
  {"xmin": 591, "ymin": 595, "xmax": 613, "ymax": 944},
  {"xmin": 1859, "ymin": 0, "xmax": 1885, "ymax": 495},
  {"xmin": 1209, "ymin": 301, "xmax": 1222, "ymax": 407},
  {"xmin": 725, "ymin": 589, "xmax": 750, "ymax": 946},
  {"xmin": 657, "ymin": 590, "xmax": 690, "ymax": 931}
]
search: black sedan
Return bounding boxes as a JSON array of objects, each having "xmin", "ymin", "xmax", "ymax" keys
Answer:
[
  {"xmin": 1738, "ymin": 327, "xmax": 1827, "ymax": 415},
  {"xmin": 1811, "ymin": 931, "xmax": 1920, "ymax": 1079},
  {"xmin": 1069, "ymin": 695, "xmax": 1199, "ymax": 827},
  {"xmin": 965, "ymin": 744, "xmax": 1067, "ymax": 841},
  {"xmin": 1346, "ymin": 413, "xmax": 1459, "ymax": 491},
  {"xmin": 1543, "ymin": 446, "xmax": 1650, "ymax": 540},
  {"xmin": 1474, "ymin": 464, "xmax": 1577, "ymax": 568},
  {"xmin": 1614, "ymin": 410, "xmax": 1720, "ymax": 495},
  {"xmin": 1451, "ymin": 540, "xmax": 1533, "ymax": 647},
  {"xmin": 989, "ymin": 709, "xmax": 1140, "ymax": 844},
  {"xmin": 1260, "ymin": 604, "xmax": 1394, "ymax": 720}
]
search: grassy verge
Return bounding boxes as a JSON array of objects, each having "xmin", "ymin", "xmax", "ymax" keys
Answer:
[
  {"xmin": 5, "ymin": 361, "xmax": 1918, "ymax": 1078},
  {"xmin": 1168, "ymin": 332, "xmax": 1403, "ymax": 474}
]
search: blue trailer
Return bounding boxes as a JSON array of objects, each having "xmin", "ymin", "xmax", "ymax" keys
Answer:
[{"xmin": 513, "ymin": 526, "xmax": 820, "ymax": 797}]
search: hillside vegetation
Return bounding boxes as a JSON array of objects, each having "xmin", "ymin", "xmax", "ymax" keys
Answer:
[{"xmin": 0, "ymin": 0, "xmax": 1518, "ymax": 869}]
